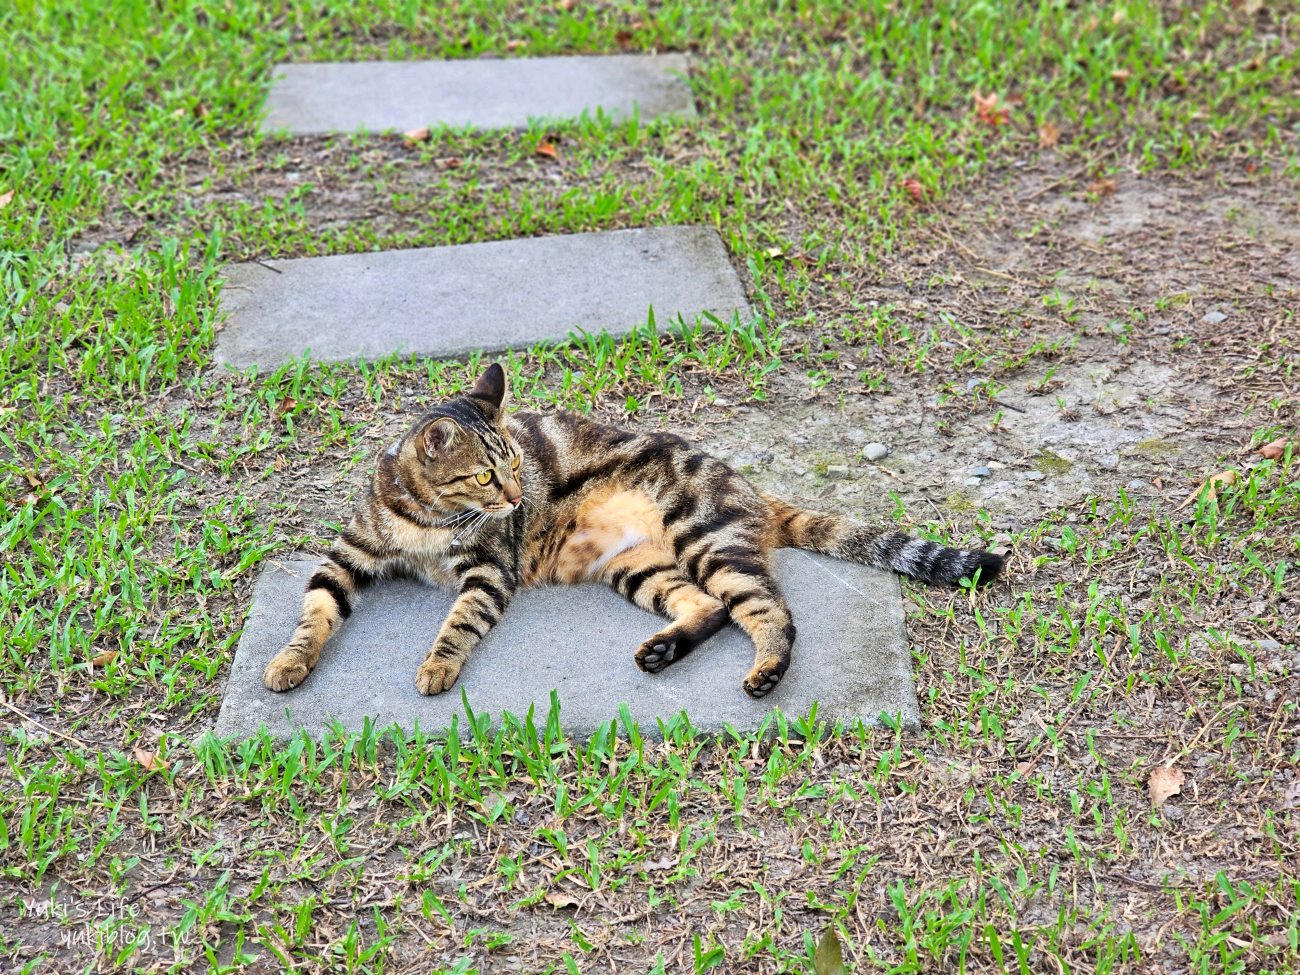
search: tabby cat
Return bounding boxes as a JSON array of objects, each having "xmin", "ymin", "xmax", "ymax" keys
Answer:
[{"xmin": 263, "ymin": 364, "xmax": 1002, "ymax": 698}]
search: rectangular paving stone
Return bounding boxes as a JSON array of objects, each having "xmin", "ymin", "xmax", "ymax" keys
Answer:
[
  {"xmin": 262, "ymin": 54, "xmax": 695, "ymax": 135},
  {"xmin": 215, "ymin": 227, "xmax": 750, "ymax": 370},
  {"xmin": 214, "ymin": 550, "xmax": 919, "ymax": 740}
]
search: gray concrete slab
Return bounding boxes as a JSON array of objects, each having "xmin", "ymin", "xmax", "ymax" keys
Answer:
[
  {"xmin": 261, "ymin": 54, "xmax": 695, "ymax": 135},
  {"xmin": 214, "ymin": 227, "xmax": 750, "ymax": 370},
  {"xmin": 214, "ymin": 550, "xmax": 918, "ymax": 740}
]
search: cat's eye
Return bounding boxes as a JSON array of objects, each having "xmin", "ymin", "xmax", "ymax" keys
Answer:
[
  {"xmin": 510, "ymin": 455, "xmax": 521, "ymax": 471},
  {"xmin": 474, "ymin": 470, "xmax": 492, "ymax": 486}
]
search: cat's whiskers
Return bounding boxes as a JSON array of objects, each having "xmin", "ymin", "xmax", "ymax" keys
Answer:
[{"xmin": 451, "ymin": 509, "xmax": 492, "ymax": 545}]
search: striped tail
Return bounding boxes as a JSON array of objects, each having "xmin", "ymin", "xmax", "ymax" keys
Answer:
[{"xmin": 763, "ymin": 495, "xmax": 1003, "ymax": 586}]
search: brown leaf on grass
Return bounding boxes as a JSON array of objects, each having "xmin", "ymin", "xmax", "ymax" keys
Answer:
[
  {"xmin": 1175, "ymin": 469, "xmax": 1239, "ymax": 511},
  {"xmin": 91, "ymin": 650, "xmax": 118, "ymax": 667},
  {"xmin": 1037, "ymin": 122, "xmax": 1060, "ymax": 148},
  {"xmin": 0, "ymin": 190, "xmax": 12, "ymax": 209},
  {"xmin": 642, "ymin": 856, "xmax": 677, "ymax": 872},
  {"xmin": 1259, "ymin": 437, "xmax": 1291, "ymax": 460},
  {"xmin": 1149, "ymin": 765, "xmax": 1184, "ymax": 805},
  {"xmin": 1087, "ymin": 177, "xmax": 1118, "ymax": 197},
  {"xmin": 402, "ymin": 126, "xmax": 430, "ymax": 144},
  {"xmin": 1110, "ymin": 68, "xmax": 1133, "ymax": 82},
  {"xmin": 814, "ymin": 927, "xmax": 846, "ymax": 975},
  {"xmin": 544, "ymin": 891, "xmax": 580, "ymax": 909},
  {"xmin": 1282, "ymin": 781, "xmax": 1300, "ymax": 811},
  {"xmin": 505, "ymin": 39, "xmax": 528, "ymax": 51},
  {"xmin": 133, "ymin": 747, "xmax": 169, "ymax": 772},
  {"xmin": 972, "ymin": 91, "xmax": 1009, "ymax": 127},
  {"xmin": 534, "ymin": 142, "xmax": 560, "ymax": 160},
  {"xmin": 437, "ymin": 157, "xmax": 462, "ymax": 170},
  {"xmin": 901, "ymin": 177, "xmax": 926, "ymax": 203}
]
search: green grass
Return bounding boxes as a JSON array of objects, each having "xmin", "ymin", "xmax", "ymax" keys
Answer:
[{"xmin": 2, "ymin": 0, "xmax": 1298, "ymax": 972}]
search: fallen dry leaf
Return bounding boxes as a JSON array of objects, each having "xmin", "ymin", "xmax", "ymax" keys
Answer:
[
  {"xmin": 814, "ymin": 927, "xmax": 846, "ymax": 975},
  {"xmin": 1175, "ymin": 469, "xmax": 1239, "ymax": 511},
  {"xmin": 437, "ymin": 157, "xmax": 462, "ymax": 170},
  {"xmin": 534, "ymin": 142, "xmax": 560, "ymax": 160},
  {"xmin": 402, "ymin": 126, "xmax": 430, "ymax": 144},
  {"xmin": 1149, "ymin": 765, "xmax": 1185, "ymax": 806},
  {"xmin": 1087, "ymin": 177, "xmax": 1119, "ymax": 197},
  {"xmin": 972, "ymin": 90, "xmax": 1009, "ymax": 127},
  {"xmin": 544, "ymin": 891, "xmax": 580, "ymax": 909},
  {"xmin": 133, "ymin": 747, "xmax": 169, "ymax": 772},
  {"xmin": 0, "ymin": 190, "xmax": 12, "ymax": 209},
  {"xmin": 764, "ymin": 246, "xmax": 784, "ymax": 258},
  {"xmin": 1037, "ymin": 122, "xmax": 1060, "ymax": 148},
  {"xmin": 1259, "ymin": 436, "xmax": 1291, "ymax": 460},
  {"xmin": 505, "ymin": 39, "xmax": 528, "ymax": 51},
  {"xmin": 91, "ymin": 650, "xmax": 118, "ymax": 667},
  {"xmin": 1283, "ymin": 781, "xmax": 1300, "ymax": 811},
  {"xmin": 1111, "ymin": 68, "xmax": 1133, "ymax": 82},
  {"xmin": 901, "ymin": 177, "xmax": 926, "ymax": 203},
  {"xmin": 642, "ymin": 857, "xmax": 677, "ymax": 872}
]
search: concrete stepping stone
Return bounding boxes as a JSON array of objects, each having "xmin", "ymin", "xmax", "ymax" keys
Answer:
[
  {"xmin": 261, "ymin": 54, "xmax": 695, "ymax": 135},
  {"xmin": 215, "ymin": 227, "xmax": 750, "ymax": 370},
  {"xmin": 214, "ymin": 550, "xmax": 919, "ymax": 739}
]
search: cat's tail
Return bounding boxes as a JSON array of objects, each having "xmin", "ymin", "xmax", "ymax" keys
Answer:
[{"xmin": 762, "ymin": 494, "xmax": 1003, "ymax": 586}]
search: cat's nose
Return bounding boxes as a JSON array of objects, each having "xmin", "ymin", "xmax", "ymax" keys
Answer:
[{"xmin": 505, "ymin": 489, "xmax": 523, "ymax": 507}]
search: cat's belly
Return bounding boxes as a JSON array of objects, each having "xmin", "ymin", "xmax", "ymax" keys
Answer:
[{"xmin": 534, "ymin": 486, "xmax": 668, "ymax": 584}]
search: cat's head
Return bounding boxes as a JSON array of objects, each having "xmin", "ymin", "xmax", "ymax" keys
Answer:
[{"xmin": 404, "ymin": 363, "xmax": 524, "ymax": 517}]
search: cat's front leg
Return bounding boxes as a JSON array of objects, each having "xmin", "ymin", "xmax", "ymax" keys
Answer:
[
  {"xmin": 416, "ymin": 564, "xmax": 515, "ymax": 695},
  {"xmin": 264, "ymin": 537, "xmax": 383, "ymax": 691}
]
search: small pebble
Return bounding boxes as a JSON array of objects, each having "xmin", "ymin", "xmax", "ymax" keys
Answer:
[
  {"xmin": 1024, "ymin": 471, "xmax": 1046, "ymax": 481},
  {"xmin": 1202, "ymin": 310, "xmax": 1227, "ymax": 325},
  {"xmin": 964, "ymin": 476, "xmax": 983, "ymax": 486},
  {"xmin": 863, "ymin": 442, "xmax": 890, "ymax": 462},
  {"xmin": 986, "ymin": 460, "xmax": 1006, "ymax": 471},
  {"xmin": 965, "ymin": 377, "xmax": 987, "ymax": 391},
  {"xmin": 1255, "ymin": 639, "xmax": 1282, "ymax": 653},
  {"xmin": 970, "ymin": 465, "xmax": 991, "ymax": 478},
  {"xmin": 825, "ymin": 465, "xmax": 851, "ymax": 480}
]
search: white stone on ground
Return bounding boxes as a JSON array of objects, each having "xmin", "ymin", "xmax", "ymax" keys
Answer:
[{"xmin": 214, "ymin": 550, "xmax": 918, "ymax": 739}]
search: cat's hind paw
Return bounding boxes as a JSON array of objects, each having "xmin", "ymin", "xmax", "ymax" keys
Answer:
[
  {"xmin": 263, "ymin": 652, "xmax": 310, "ymax": 692},
  {"xmin": 742, "ymin": 660, "xmax": 786, "ymax": 699},
  {"xmin": 635, "ymin": 636, "xmax": 678, "ymax": 673},
  {"xmin": 416, "ymin": 655, "xmax": 463, "ymax": 695}
]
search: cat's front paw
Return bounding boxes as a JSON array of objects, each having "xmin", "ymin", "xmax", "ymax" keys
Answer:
[
  {"xmin": 416, "ymin": 655, "xmax": 462, "ymax": 695},
  {"xmin": 263, "ymin": 652, "xmax": 310, "ymax": 692}
]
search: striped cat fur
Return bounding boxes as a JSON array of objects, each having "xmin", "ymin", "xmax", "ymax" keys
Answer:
[{"xmin": 263, "ymin": 364, "xmax": 1003, "ymax": 699}]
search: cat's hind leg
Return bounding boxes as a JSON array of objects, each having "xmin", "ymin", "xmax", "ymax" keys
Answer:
[
  {"xmin": 599, "ymin": 544, "xmax": 729, "ymax": 673},
  {"xmin": 678, "ymin": 541, "xmax": 794, "ymax": 698}
]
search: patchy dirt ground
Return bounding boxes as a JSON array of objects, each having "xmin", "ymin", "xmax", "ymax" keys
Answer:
[
  {"xmin": 218, "ymin": 155, "xmax": 1298, "ymax": 551},
  {"xmin": 17, "ymin": 153, "xmax": 1298, "ymax": 974}
]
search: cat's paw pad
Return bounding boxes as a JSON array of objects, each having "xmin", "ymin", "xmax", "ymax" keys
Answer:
[
  {"xmin": 742, "ymin": 663, "xmax": 785, "ymax": 698},
  {"xmin": 416, "ymin": 656, "xmax": 462, "ymax": 695},
  {"xmin": 263, "ymin": 653, "xmax": 309, "ymax": 692},
  {"xmin": 635, "ymin": 638, "xmax": 678, "ymax": 673}
]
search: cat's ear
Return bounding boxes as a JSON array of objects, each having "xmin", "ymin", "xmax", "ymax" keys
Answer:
[
  {"xmin": 468, "ymin": 362, "xmax": 507, "ymax": 415},
  {"xmin": 417, "ymin": 417, "xmax": 459, "ymax": 460}
]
